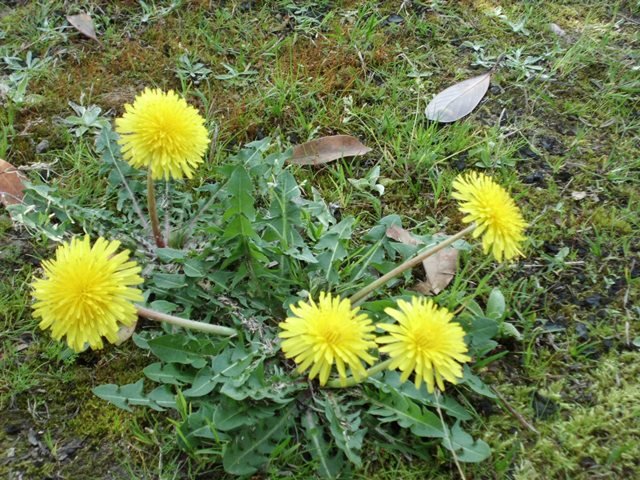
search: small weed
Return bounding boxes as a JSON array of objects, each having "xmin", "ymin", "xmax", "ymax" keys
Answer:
[{"xmin": 63, "ymin": 101, "xmax": 110, "ymax": 138}]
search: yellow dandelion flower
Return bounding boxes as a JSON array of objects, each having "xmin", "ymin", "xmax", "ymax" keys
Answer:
[
  {"xmin": 115, "ymin": 88, "xmax": 210, "ymax": 180},
  {"xmin": 279, "ymin": 292, "xmax": 377, "ymax": 386},
  {"xmin": 452, "ymin": 171, "xmax": 528, "ymax": 261},
  {"xmin": 32, "ymin": 236, "xmax": 144, "ymax": 352},
  {"xmin": 377, "ymin": 298, "xmax": 471, "ymax": 393}
]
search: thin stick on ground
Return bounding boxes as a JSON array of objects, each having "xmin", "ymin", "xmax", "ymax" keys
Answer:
[{"xmin": 491, "ymin": 386, "xmax": 540, "ymax": 435}]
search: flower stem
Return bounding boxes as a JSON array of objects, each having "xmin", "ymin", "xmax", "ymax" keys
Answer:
[
  {"xmin": 147, "ymin": 169, "xmax": 165, "ymax": 248},
  {"xmin": 164, "ymin": 179, "xmax": 171, "ymax": 246},
  {"xmin": 326, "ymin": 359, "xmax": 393, "ymax": 388},
  {"xmin": 348, "ymin": 223, "xmax": 477, "ymax": 305},
  {"xmin": 136, "ymin": 305, "xmax": 237, "ymax": 337}
]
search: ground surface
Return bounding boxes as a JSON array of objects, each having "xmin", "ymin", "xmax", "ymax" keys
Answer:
[{"xmin": 1, "ymin": 1, "xmax": 639, "ymax": 479}]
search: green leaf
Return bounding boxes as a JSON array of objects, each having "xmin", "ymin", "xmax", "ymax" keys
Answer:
[
  {"xmin": 486, "ymin": 288, "xmax": 506, "ymax": 320},
  {"xmin": 223, "ymin": 165, "xmax": 256, "ymax": 221},
  {"xmin": 143, "ymin": 362, "xmax": 195, "ymax": 386},
  {"xmin": 147, "ymin": 385, "xmax": 177, "ymax": 409},
  {"xmin": 222, "ymin": 407, "xmax": 295, "ymax": 475},
  {"xmin": 132, "ymin": 333, "xmax": 150, "ymax": 350},
  {"xmin": 182, "ymin": 367, "xmax": 217, "ymax": 397},
  {"xmin": 302, "ymin": 410, "xmax": 343, "ymax": 478},
  {"xmin": 149, "ymin": 300, "xmax": 179, "ymax": 314},
  {"xmin": 463, "ymin": 300, "xmax": 484, "ymax": 318},
  {"xmin": 441, "ymin": 422, "xmax": 491, "ymax": 463},
  {"xmin": 92, "ymin": 383, "xmax": 135, "ymax": 412},
  {"xmin": 152, "ymin": 273, "xmax": 187, "ymax": 290},
  {"xmin": 92, "ymin": 379, "xmax": 169, "ymax": 412},
  {"xmin": 176, "ymin": 404, "xmax": 229, "ymax": 447},
  {"xmin": 156, "ymin": 248, "xmax": 186, "ymax": 262},
  {"xmin": 368, "ymin": 390, "xmax": 444, "ymax": 438},
  {"xmin": 223, "ymin": 214, "xmax": 259, "ymax": 240},
  {"xmin": 182, "ymin": 348, "xmax": 257, "ymax": 398},
  {"xmin": 148, "ymin": 335, "xmax": 214, "ymax": 368},
  {"xmin": 212, "ymin": 396, "xmax": 267, "ymax": 432},
  {"xmin": 371, "ymin": 372, "xmax": 472, "ymax": 421},
  {"xmin": 212, "ymin": 347, "xmax": 256, "ymax": 377},
  {"xmin": 500, "ymin": 321, "xmax": 522, "ymax": 340},
  {"xmin": 315, "ymin": 217, "xmax": 355, "ymax": 281},
  {"xmin": 219, "ymin": 363, "xmax": 301, "ymax": 403},
  {"xmin": 264, "ymin": 170, "xmax": 303, "ymax": 248},
  {"xmin": 183, "ymin": 259, "xmax": 205, "ymax": 277},
  {"xmin": 460, "ymin": 366, "xmax": 497, "ymax": 399},
  {"xmin": 323, "ymin": 393, "xmax": 366, "ymax": 467},
  {"xmin": 469, "ymin": 316, "xmax": 499, "ymax": 349}
]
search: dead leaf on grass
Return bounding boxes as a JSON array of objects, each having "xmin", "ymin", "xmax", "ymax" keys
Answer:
[
  {"xmin": 387, "ymin": 227, "xmax": 458, "ymax": 295},
  {"xmin": 0, "ymin": 159, "xmax": 26, "ymax": 207},
  {"xmin": 416, "ymin": 242, "xmax": 458, "ymax": 295},
  {"xmin": 67, "ymin": 13, "xmax": 99, "ymax": 42},
  {"xmin": 289, "ymin": 135, "xmax": 371, "ymax": 165},
  {"xmin": 385, "ymin": 225, "xmax": 422, "ymax": 246},
  {"xmin": 425, "ymin": 72, "xmax": 491, "ymax": 123}
]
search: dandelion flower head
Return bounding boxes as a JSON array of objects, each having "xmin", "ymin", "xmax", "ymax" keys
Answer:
[
  {"xmin": 377, "ymin": 297, "xmax": 471, "ymax": 393},
  {"xmin": 279, "ymin": 292, "xmax": 377, "ymax": 386},
  {"xmin": 452, "ymin": 171, "xmax": 527, "ymax": 261},
  {"xmin": 32, "ymin": 236, "xmax": 144, "ymax": 352},
  {"xmin": 116, "ymin": 88, "xmax": 210, "ymax": 180}
]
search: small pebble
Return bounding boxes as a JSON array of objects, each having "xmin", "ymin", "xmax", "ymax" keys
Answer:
[
  {"xmin": 576, "ymin": 323, "xmax": 589, "ymax": 341},
  {"xmin": 384, "ymin": 14, "xmax": 404, "ymax": 25},
  {"xmin": 36, "ymin": 139, "xmax": 49, "ymax": 154}
]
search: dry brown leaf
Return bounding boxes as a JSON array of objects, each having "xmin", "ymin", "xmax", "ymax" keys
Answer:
[
  {"xmin": 425, "ymin": 72, "xmax": 491, "ymax": 123},
  {"xmin": 387, "ymin": 227, "xmax": 458, "ymax": 295},
  {"xmin": 419, "ymin": 245, "xmax": 458, "ymax": 295},
  {"xmin": 67, "ymin": 13, "xmax": 99, "ymax": 42},
  {"xmin": 385, "ymin": 225, "xmax": 422, "ymax": 246},
  {"xmin": 289, "ymin": 135, "xmax": 371, "ymax": 165},
  {"xmin": 0, "ymin": 159, "xmax": 26, "ymax": 207}
]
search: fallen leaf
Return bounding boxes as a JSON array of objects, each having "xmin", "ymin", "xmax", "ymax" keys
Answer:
[
  {"xmin": 66, "ymin": 13, "xmax": 99, "ymax": 42},
  {"xmin": 289, "ymin": 135, "xmax": 371, "ymax": 165},
  {"xmin": 387, "ymin": 228, "xmax": 458, "ymax": 295},
  {"xmin": 425, "ymin": 72, "xmax": 491, "ymax": 123},
  {"xmin": 0, "ymin": 159, "xmax": 26, "ymax": 207},
  {"xmin": 114, "ymin": 319, "xmax": 137, "ymax": 346},
  {"xmin": 385, "ymin": 225, "xmax": 421, "ymax": 246},
  {"xmin": 418, "ymin": 245, "xmax": 458, "ymax": 295}
]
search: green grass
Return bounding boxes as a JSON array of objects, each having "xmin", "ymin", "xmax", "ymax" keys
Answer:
[{"xmin": 1, "ymin": 0, "xmax": 639, "ymax": 478}]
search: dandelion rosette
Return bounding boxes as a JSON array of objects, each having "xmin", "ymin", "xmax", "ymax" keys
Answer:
[
  {"xmin": 279, "ymin": 292, "xmax": 377, "ymax": 386},
  {"xmin": 377, "ymin": 297, "xmax": 471, "ymax": 393},
  {"xmin": 452, "ymin": 171, "xmax": 527, "ymax": 261},
  {"xmin": 32, "ymin": 236, "xmax": 144, "ymax": 352},
  {"xmin": 115, "ymin": 88, "xmax": 210, "ymax": 180}
]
